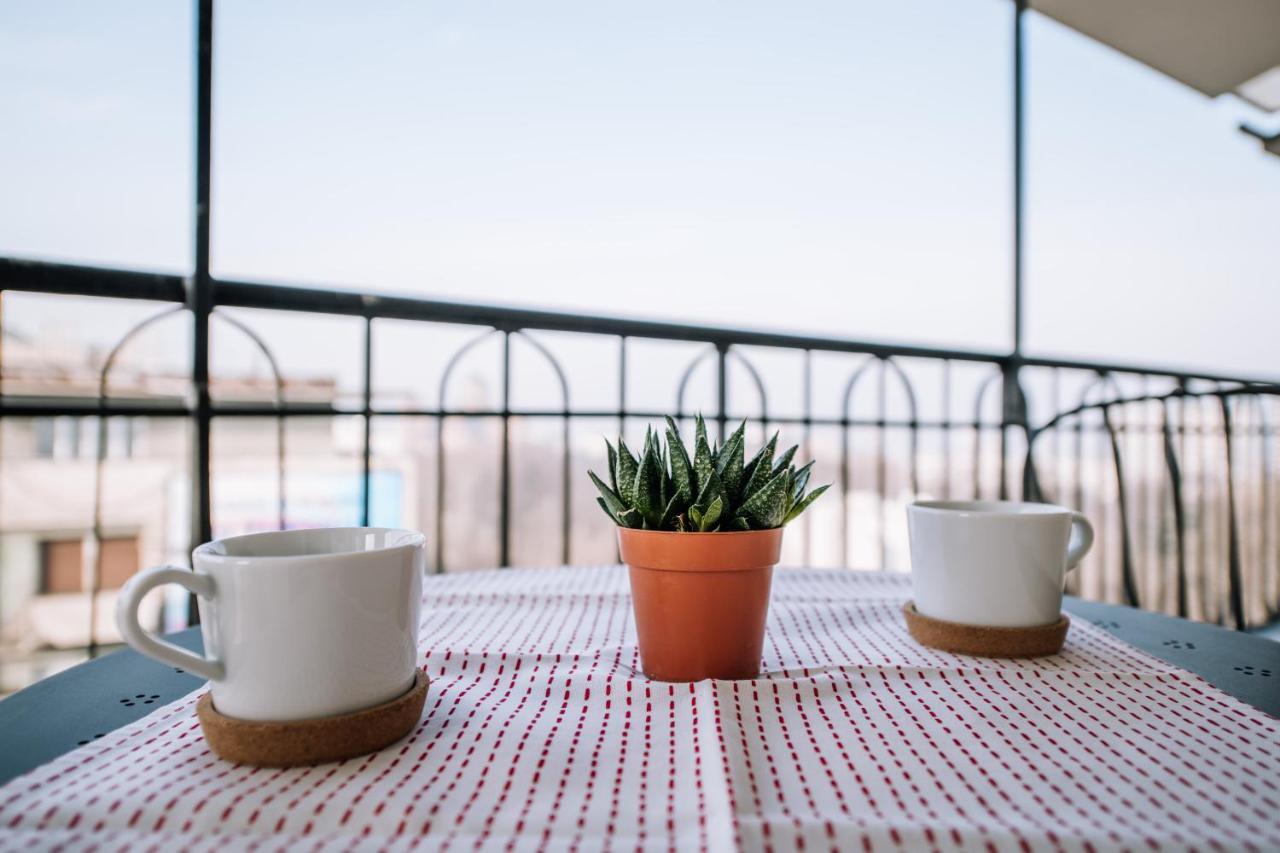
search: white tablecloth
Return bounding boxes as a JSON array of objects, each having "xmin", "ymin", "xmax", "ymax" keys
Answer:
[{"xmin": 1, "ymin": 567, "xmax": 1277, "ymax": 852}]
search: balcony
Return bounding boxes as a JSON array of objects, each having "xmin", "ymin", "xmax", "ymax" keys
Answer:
[{"xmin": 1, "ymin": 1, "xmax": 1277, "ymax": 697}]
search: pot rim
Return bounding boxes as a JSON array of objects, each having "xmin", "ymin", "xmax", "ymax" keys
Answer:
[
  {"xmin": 615, "ymin": 526, "xmax": 785, "ymax": 537},
  {"xmin": 617, "ymin": 525, "xmax": 784, "ymax": 571}
]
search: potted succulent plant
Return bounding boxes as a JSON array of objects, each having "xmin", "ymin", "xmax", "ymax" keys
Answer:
[{"xmin": 589, "ymin": 415, "xmax": 828, "ymax": 681}]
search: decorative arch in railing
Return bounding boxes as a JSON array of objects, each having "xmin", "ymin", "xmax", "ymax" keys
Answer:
[
  {"xmin": 433, "ymin": 328, "xmax": 571, "ymax": 573},
  {"xmin": 87, "ymin": 307, "xmax": 287, "ymax": 656},
  {"xmin": 89, "ymin": 306, "xmax": 185, "ymax": 656},
  {"xmin": 210, "ymin": 309, "xmax": 288, "ymax": 531},
  {"xmin": 970, "ymin": 367, "xmax": 1029, "ymax": 502},
  {"xmin": 672, "ymin": 344, "xmax": 769, "ymax": 435},
  {"xmin": 839, "ymin": 355, "xmax": 919, "ymax": 568},
  {"xmin": 513, "ymin": 331, "xmax": 572, "ymax": 568}
]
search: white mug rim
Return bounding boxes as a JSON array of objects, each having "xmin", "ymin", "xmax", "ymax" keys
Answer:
[
  {"xmin": 193, "ymin": 526, "xmax": 426, "ymax": 566},
  {"xmin": 909, "ymin": 499, "xmax": 1073, "ymax": 517}
]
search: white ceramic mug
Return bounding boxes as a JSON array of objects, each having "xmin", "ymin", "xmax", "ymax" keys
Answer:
[
  {"xmin": 116, "ymin": 527, "xmax": 425, "ymax": 722},
  {"xmin": 907, "ymin": 500, "xmax": 1094, "ymax": 628}
]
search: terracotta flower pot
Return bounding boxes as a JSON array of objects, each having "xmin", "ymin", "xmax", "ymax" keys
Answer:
[{"xmin": 619, "ymin": 526, "xmax": 783, "ymax": 681}]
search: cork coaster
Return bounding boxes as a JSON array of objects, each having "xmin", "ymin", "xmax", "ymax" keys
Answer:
[
  {"xmin": 196, "ymin": 671, "xmax": 429, "ymax": 767},
  {"xmin": 903, "ymin": 602, "xmax": 1069, "ymax": 658}
]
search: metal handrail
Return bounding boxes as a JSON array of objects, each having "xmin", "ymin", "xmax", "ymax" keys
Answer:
[
  {"xmin": 2, "ymin": 255, "xmax": 1278, "ymax": 635},
  {"xmin": 1025, "ymin": 385, "xmax": 1280, "ymax": 629},
  {"xmin": 5, "ymin": 257, "xmax": 1277, "ymax": 387}
]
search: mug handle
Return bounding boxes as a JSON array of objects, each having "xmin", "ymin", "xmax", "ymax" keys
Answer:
[
  {"xmin": 1065, "ymin": 512, "xmax": 1095, "ymax": 572},
  {"xmin": 115, "ymin": 566, "xmax": 224, "ymax": 681}
]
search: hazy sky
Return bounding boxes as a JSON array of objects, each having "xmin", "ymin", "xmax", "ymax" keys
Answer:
[{"xmin": 1, "ymin": 0, "xmax": 1277, "ymax": 384}]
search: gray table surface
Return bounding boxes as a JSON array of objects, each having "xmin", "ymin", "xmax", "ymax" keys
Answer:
[{"xmin": 0, "ymin": 597, "xmax": 1276, "ymax": 787}]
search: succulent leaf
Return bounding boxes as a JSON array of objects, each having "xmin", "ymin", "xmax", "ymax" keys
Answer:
[
  {"xmin": 693, "ymin": 465, "xmax": 723, "ymax": 512},
  {"xmin": 785, "ymin": 483, "xmax": 829, "ymax": 524},
  {"xmin": 693, "ymin": 415, "xmax": 714, "ymax": 494},
  {"xmin": 595, "ymin": 497, "xmax": 615, "ymax": 522},
  {"xmin": 589, "ymin": 470, "xmax": 627, "ymax": 518},
  {"xmin": 741, "ymin": 432, "xmax": 778, "ymax": 503},
  {"xmin": 659, "ymin": 443, "xmax": 671, "ymax": 510},
  {"xmin": 698, "ymin": 496, "xmax": 723, "ymax": 531},
  {"xmin": 715, "ymin": 421, "xmax": 745, "ymax": 471},
  {"xmin": 658, "ymin": 492, "xmax": 681, "ymax": 529},
  {"xmin": 773, "ymin": 444, "xmax": 798, "ymax": 476},
  {"xmin": 616, "ymin": 508, "xmax": 643, "ymax": 529},
  {"xmin": 791, "ymin": 460, "xmax": 814, "ymax": 501},
  {"xmin": 716, "ymin": 421, "xmax": 747, "ymax": 498},
  {"xmin": 633, "ymin": 441, "xmax": 663, "ymax": 523},
  {"xmin": 666, "ymin": 420, "xmax": 695, "ymax": 508},
  {"xmin": 615, "ymin": 438, "xmax": 638, "ymax": 503},
  {"xmin": 739, "ymin": 468, "xmax": 790, "ymax": 528},
  {"xmin": 605, "ymin": 440, "xmax": 618, "ymax": 493}
]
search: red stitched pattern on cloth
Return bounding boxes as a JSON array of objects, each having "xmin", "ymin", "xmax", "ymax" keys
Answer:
[{"xmin": 1, "ymin": 568, "xmax": 1276, "ymax": 852}]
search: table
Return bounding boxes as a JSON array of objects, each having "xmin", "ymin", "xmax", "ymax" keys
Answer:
[{"xmin": 1, "ymin": 567, "xmax": 1277, "ymax": 851}]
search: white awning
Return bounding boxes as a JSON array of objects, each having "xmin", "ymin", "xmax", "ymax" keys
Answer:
[{"xmin": 1030, "ymin": 0, "xmax": 1280, "ymax": 111}]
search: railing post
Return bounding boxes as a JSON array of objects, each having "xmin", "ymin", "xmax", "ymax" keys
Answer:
[
  {"xmin": 1001, "ymin": 361, "xmax": 1027, "ymax": 500},
  {"xmin": 1102, "ymin": 403, "xmax": 1140, "ymax": 608},
  {"xmin": 877, "ymin": 357, "xmax": 888, "ymax": 567},
  {"xmin": 1012, "ymin": 0, "xmax": 1026, "ymax": 358},
  {"xmin": 715, "ymin": 343, "xmax": 728, "ymax": 443},
  {"xmin": 801, "ymin": 349, "xmax": 812, "ymax": 565},
  {"xmin": 189, "ymin": 0, "xmax": 215, "ymax": 626},
  {"xmin": 617, "ymin": 336, "xmax": 627, "ymax": 439},
  {"xmin": 1161, "ymin": 397, "xmax": 1189, "ymax": 619},
  {"xmin": 1008, "ymin": 0, "xmax": 1027, "ymax": 503},
  {"xmin": 499, "ymin": 330, "xmax": 512, "ymax": 567},
  {"xmin": 360, "ymin": 316, "xmax": 373, "ymax": 527},
  {"xmin": 1220, "ymin": 395, "xmax": 1246, "ymax": 628}
]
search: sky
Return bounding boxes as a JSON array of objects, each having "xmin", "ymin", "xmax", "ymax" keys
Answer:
[{"xmin": 1, "ymin": 0, "xmax": 1277, "ymax": 392}]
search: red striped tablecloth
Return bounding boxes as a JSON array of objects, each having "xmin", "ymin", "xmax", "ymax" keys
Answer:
[{"xmin": 1, "ymin": 567, "xmax": 1277, "ymax": 852}]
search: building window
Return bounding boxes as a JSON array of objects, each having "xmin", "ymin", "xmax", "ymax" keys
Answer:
[
  {"xmin": 31, "ymin": 417, "xmax": 140, "ymax": 461},
  {"xmin": 33, "ymin": 418, "xmax": 56, "ymax": 458},
  {"xmin": 32, "ymin": 417, "xmax": 84, "ymax": 460},
  {"xmin": 38, "ymin": 536, "xmax": 141, "ymax": 594}
]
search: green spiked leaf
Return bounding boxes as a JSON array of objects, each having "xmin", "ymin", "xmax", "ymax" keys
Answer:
[
  {"xmin": 658, "ymin": 492, "xmax": 681, "ymax": 529},
  {"xmin": 605, "ymin": 440, "xmax": 618, "ymax": 493},
  {"xmin": 693, "ymin": 465, "xmax": 723, "ymax": 511},
  {"xmin": 617, "ymin": 508, "xmax": 643, "ymax": 529},
  {"xmin": 589, "ymin": 470, "xmax": 627, "ymax": 518},
  {"xmin": 697, "ymin": 496, "xmax": 724, "ymax": 531},
  {"xmin": 693, "ymin": 415, "xmax": 714, "ymax": 494},
  {"xmin": 791, "ymin": 460, "xmax": 814, "ymax": 501},
  {"xmin": 741, "ymin": 432, "xmax": 778, "ymax": 503},
  {"xmin": 666, "ymin": 418, "xmax": 695, "ymax": 508},
  {"xmin": 595, "ymin": 497, "xmax": 615, "ymax": 523},
  {"xmin": 716, "ymin": 421, "xmax": 747, "ymax": 499},
  {"xmin": 715, "ymin": 421, "xmax": 745, "ymax": 471},
  {"xmin": 739, "ymin": 468, "xmax": 790, "ymax": 528},
  {"xmin": 633, "ymin": 441, "xmax": 662, "ymax": 522},
  {"xmin": 785, "ymin": 483, "xmax": 829, "ymax": 524},
  {"xmin": 615, "ymin": 438, "xmax": 638, "ymax": 504},
  {"xmin": 665, "ymin": 440, "xmax": 675, "ymax": 507},
  {"xmin": 773, "ymin": 444, "xmax": 798, "ymax": 476}
]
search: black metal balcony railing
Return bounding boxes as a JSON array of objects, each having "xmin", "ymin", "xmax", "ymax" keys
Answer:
[{"xmin": 1, "ymin": 254, "xmax": 1278, "ymax": 655}]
